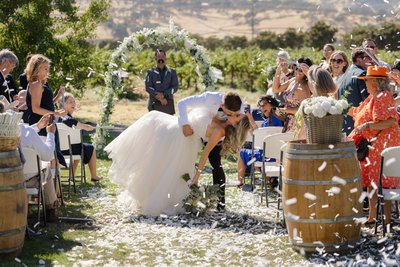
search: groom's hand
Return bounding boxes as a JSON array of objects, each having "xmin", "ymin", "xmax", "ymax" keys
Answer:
[{"xmin": 182, "ymin": 124, "xmax": 194, "ymax": 137}]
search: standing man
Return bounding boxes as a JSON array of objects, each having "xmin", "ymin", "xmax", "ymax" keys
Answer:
[
  {"xmin": 145, "ymin": 49, "xmax": 178, "ymax": 115},
  {"xmin": 338, "ymin": 47, "xmax": 372, "ymax": 135},
  {"xmin": 362, "ymin": 38, "xmax": 391, "ymax": 70},
  {"xmin": 0, "ymin": 49, "xmax": 19, "ymax": 103}
]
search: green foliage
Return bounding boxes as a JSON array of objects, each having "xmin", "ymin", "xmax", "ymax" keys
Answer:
[
  {"xmin": 342, "ymin": 22, "xmax": 400, "ymax": 52},
  {"xmin": 118, "ymin": 46, "xmax": 398, "ymax": 96},
  {"xmin": 305, "ymin": 21, "xmax": 337, "ymax": 49},
  {"xmin": 0, "ymin": 0, "xmax": 111, "ymax": 96},
  {"xmin": 181, "ymin": 174, "xmax": 221, "ymax": 216},
  {"xmin": 252, "ymin": 31, "xmax": 279, "ymax": 49},
  {"xmin": 278, "ymin": 28, "xmax": 305, "ymax": 49}
]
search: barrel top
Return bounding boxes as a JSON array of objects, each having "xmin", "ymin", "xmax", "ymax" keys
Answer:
[{"xmin": 287, "ymin": 140, "xmax": 355, "ymax": 151}]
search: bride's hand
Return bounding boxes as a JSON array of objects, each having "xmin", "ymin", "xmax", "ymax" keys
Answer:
[
  {"xmin": 190, "ymin": 170, "xmax": 201, "ymax": 187},
  {"xmin": 182, "ymin": 124, "xmax": 194, "ymax": 137}
]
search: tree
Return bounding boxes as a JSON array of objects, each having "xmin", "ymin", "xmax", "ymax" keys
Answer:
[
  {"xmin": 252, "ymin": 31, "xmax": 279, "ymax": 50},
  {"xmin": 224, "ymin": 36, "xmax": 248, "ymax": 49},
  {"xmin": 278, "ymin": 28, "xmax": 305, "ymax": 49},
  {"xmin": 202, "ymin": 36, "xmax": 225, "ymax": 51},
  {"xmin": 0, "ymin": 0, "xmax": 111, "ymax": 95},
  {"xmin": 305, "ymin": 21, "xmax": 337, "ymax": 49},
  {"xmin": 342, "ymin": 24, "xmax": 377, "ymax": 49},
  {"xmin": 375, "ymin": 22, "xmax": 400, "ymax": 51}
]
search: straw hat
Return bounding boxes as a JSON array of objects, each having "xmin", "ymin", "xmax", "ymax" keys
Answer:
[{"xmin": 356, "ymin": 66, "xmax": 390, "ymax": 80}]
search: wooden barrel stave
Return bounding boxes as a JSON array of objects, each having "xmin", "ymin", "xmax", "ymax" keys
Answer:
[
  {"xmin": 283, "ymin": 141, "xmax": 362, "ymax": 252},
  {"xmin": 0, "ymin": 150, "xmax": 27, "ymax": 259}
]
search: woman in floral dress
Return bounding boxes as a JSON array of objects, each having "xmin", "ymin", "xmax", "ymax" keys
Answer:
[
  {"xmin": 272, "ymin": 57, "xmax": 312, "ymax": 132},
  {"xmin": 348, "ymin": 66, "xmax": 400, "ymax": 225}
]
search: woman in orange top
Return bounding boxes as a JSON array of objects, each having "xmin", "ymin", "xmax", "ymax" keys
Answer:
[{"xmin": 348, "ymin": 66, "xmax": 400, "ymax": 225}]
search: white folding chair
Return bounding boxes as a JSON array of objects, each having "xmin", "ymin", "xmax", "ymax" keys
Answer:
[
  {"xmin": 22, "ymin": 147, "xmax": 47, "ymax": 226},
  {"xmin": 248, "ymin": 127, "xmax": 283, "ymax": 187},
  {"xmin": 375, "ymin": 146, "xmax": 400, "ymax": 236},
  {"xmin": 261, "ymin": 132, "xmax": 294, "ymax": 207},
  {"xmin": 57, "ymin": 126, "xmax": 77, "ymax": 198},
  {"xmin": 57, "ymin": 123, "xmax": 86, "ymax": 183}
]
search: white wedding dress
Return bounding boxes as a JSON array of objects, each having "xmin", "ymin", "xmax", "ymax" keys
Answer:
[{"xmin": 105, "ymin": 109, "xmax": 214, "ymax": 216}]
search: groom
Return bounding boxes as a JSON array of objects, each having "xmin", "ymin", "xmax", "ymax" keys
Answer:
[{"xmin": 178, "ymin": 91, "xmax": 243, "ymax": 211}]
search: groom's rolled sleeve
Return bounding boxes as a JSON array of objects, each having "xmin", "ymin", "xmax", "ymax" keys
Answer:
[{"xmin": 177, "ymin": 92, "xmax": 223, "ymax": 126}]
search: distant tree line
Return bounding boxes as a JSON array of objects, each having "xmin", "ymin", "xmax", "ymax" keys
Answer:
[{"xmin": 190, "ymin": 21, "xmax": 400, "ymax": 51}]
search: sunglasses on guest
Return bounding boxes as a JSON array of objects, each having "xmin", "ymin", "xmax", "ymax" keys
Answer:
[
  {"xmin": 331, "ymin": 59, "xmax": 344, "ymax": 64},
  {"xmin": 294, "ymin": 67, "xmax": 303, "ymax": 72},
  {"xmin": 366, "ymin": 45, "xmax": 376, "ymax": 49}
]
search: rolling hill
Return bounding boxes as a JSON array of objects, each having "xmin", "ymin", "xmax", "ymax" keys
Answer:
[{"xmin": 77, "ymin": 0, "xmax": 400, "ymax": 40}]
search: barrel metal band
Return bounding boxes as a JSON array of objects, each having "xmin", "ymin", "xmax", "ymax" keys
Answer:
[
  {"xmin": 0, "ymin": 226, "xmax": 25, "ymax": 237},
  {"xmin": 0, "ymin": 150, "xmax": 19, "ymax": 159},
  {"xmin": 286, "ymin": 152, "xmax": 355, "ymax": 160},
  {"xmin": 0, "ymin": 243, "xmax": 24, "ymax": 254},
  {"xmin": 290, "ymin": 239, "xmax": 358, "ymax": 248},
  {"xmin": 286, "ymin": 213, "xmax": 364, "ymax": 223},
  {"xmin": 0, "ymin": 164, "xmax": 23, "ymax": 174},
  {"xmin": 283, "ymin": 176, "xmax": 361, "ymax": 186},
  {"xmin": 287, "ymin": 146, "xmax": 355, "ymax": 155},
  {"xmin": 0, "ymin": 181, "xmax": 26, "ymax": 192}
]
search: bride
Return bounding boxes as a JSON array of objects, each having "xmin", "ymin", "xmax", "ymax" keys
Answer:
[{"xmin": 105, "ymin": 91, "xmax": 250, "ymax": 216}]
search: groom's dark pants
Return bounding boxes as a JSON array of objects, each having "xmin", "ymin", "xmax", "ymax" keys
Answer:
[{"xmin": 208, "ymin": 143, "xmax": 226, "ymax": 211}]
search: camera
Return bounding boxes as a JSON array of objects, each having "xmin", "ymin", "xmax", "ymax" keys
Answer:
[
  {"xmin": 244, "ymin": 104, "xmax": 251, "ymax": 113},
  {"xmin": 48, "ymin": 114, "xmax": 55, "ymax": 124}
]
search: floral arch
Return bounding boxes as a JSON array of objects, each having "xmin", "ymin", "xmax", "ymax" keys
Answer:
[{"xmin": 93, "ymin": 20, "xmax": 222, "ymax": 151}]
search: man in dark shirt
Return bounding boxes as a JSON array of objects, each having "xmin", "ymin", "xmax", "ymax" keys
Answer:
[
  {"xmin": 338, "ymin": 47, "xmax": 372, "ymax": 135},
  {"xmin": 145, "ymin": 49, "xmax": 179, "ymax": 115},
  {"xmin": 0, "ymin": 49, "xmax": 19, "ymax": 103}
]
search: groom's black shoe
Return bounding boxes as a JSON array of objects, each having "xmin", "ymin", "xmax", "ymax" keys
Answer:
[{"xmin": 216, "ymin": 203, "xmax": 225, "ymax": 213}]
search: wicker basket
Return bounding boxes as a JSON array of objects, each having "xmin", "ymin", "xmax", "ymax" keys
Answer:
[
  {"xmin": 0, "ymin": 136, "xmax": 21, "ymax": 152},
  {"xmin": 304, "ymin": 114, "xmax": 343, "ymax": 144}
]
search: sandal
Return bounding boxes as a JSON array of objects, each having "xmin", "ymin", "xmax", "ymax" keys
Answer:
[{"xmin": 91, "ymin": 176, "xmax": 103, "ymax": 182}]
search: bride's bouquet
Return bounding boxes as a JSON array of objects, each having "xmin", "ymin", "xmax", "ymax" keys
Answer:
[{"xmin": 181, "ymin": 173, "xmax": 221, "ymax": 216}]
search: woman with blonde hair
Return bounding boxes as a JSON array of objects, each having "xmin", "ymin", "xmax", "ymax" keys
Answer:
[
  {"xmin": 294, "ymin": 65, "xmax": 338, "ymax": 139},
  {"xmin": 25, "ymin": 54, "xmax": 66, "ymax": 135},
  {"xmin": 25, "ymin": 54, "xmax": 67, "ymax": 168}
]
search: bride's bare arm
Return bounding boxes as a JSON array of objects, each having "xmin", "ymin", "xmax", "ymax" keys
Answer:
[{"xmin": 192, "ymin": 127, "xmax": 225, "ymax": 185}]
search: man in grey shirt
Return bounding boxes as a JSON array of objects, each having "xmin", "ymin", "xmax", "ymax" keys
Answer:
[{"xmin": 145, "ymin": 49, "xmax": 178, "ymax": 115}]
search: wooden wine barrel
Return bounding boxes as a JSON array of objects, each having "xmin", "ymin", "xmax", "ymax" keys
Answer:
[
  {"xmin": 0, "ymin": 149, "xmax": 27, "ymax": 259},
  {"xmin": 282, "ymin": 141, "xmax": 362, "ymax": 252}
]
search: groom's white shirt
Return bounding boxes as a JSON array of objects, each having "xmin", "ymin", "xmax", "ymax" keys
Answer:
[{"xmin": 177, "ymin": 91, "xmax": 224, "ymax": 127}]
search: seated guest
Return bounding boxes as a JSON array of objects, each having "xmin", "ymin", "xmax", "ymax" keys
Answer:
[
  {"xmin": 0, "ymin": 99, "xmax": 60, "ymax": 221},
  {"xmin": 273, "ymin": 57, "xmax": 313, "ymax": 133},
  {"xmin": 294, "ymin": 65, "xmax": 338, "ymax": 140},
  {"xmin": 60, "ymin": 93, "xmax": 102, "ymax": 182},
  {"xmin": 237, "ymin": 95, "xmax": 283, "ymax": 186},
  {"xmin": 270, "ymin": 50, "xmax": 294, "ymax": 106},
  {"xmin": 321, "ymin": 43, "xmax": 335, "ymax": 69},
  {"xmin": 0, "ymin": 49, "xmax": 19, "ymax": 103},
  {"xmin": 17, "ymin": 90, "xmax": 30, "ymax": 123}
]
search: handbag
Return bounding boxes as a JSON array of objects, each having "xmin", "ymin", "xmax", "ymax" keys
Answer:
[
  {"xmin": 355, "ymin": 137, "xmax": 370, "ymax": 161},
  {"xmin": 353, "ymin": 130, "xmax": 381, "ymax": 162}
]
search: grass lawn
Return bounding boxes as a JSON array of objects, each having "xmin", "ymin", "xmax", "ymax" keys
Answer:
[
  {"xmin": 1, "ymin": 155, "xmax": 400, "ymax": 266},
  {"xmin": 2, "ymin": 90, "xmax": 400, "ymax": 266}
]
